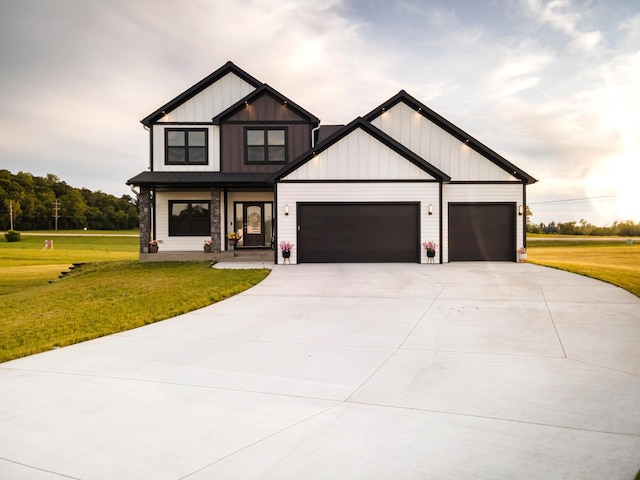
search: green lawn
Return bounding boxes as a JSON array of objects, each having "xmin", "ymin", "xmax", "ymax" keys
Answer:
[
  {"xmin": 0, "ymin": 234, "xmax": 138, "ymax": 295},
  {"xmin": 527, "ymin": 240, "xmax": 640, "ymax": 298},
  {"xmin": 20, "ymin": 229, "xmax": 139, "ymax": 236},
  {"xmin": 0, "ymin": 234, "xmax": 269, "ymax": 362}
]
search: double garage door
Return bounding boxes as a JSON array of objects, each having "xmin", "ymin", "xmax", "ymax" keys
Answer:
[{"xmin": 297, "ymin": 203, "xmax": 419, "ymax": 263}]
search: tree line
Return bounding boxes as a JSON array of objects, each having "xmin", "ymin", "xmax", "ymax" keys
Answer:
[
  {"xmin": 0, "ymin": 170, "xmax": 138, "ymax": 231},
  {"xmin": 527, "ymin": 218, "xmax": 640, "ymax": 236}
]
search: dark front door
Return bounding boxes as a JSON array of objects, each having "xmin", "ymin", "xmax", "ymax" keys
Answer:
[
  {"xmin": 448, "ymin": 203, "xmax": 515, "ymax": 261},
  {"xmin": 297, "ymin": 202, "xmax": 419, "ymax": 263},
  {"xmin": 243, "ymin": 204, "xmax": 264, "ymax": 247}
]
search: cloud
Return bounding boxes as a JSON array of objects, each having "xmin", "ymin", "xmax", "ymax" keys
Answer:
[
  {"xmin": 524, "ymin": 0, "xmax": 603, "ymax": 52},
  {"xmin": 0, "ymin": 0, "xmax": 638, "ymax": 225}
]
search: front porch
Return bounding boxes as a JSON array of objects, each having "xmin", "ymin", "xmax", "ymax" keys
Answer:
[{"xmin": 139, "ymin": 248, "xmax": 275, "ymax": 263}]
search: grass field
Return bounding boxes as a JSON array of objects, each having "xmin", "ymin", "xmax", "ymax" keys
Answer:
[
  {"xmin": 0, "ymin": 234, "xmax": 138, "ymax": 295},
  {"xmin": 527, "ymin": 239, "xmax": 640, "ymax": 298},
  {"xmin": 0, "ymin": 233, "xmax": 270, "ymax": 362}
]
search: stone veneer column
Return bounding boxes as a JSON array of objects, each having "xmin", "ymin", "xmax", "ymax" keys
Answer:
[
  {"xmin": 138, "ymin": 186, "xmax": 151, "ymax": 253},
  {"xmin": 210, "ymin": 187, "xmax": 221, "ymax": 253}
]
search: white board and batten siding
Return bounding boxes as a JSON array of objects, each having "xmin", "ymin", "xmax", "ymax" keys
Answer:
[
  {"xmin": 155, "ymin": 191, "xmax": 225, "ymax": 252},
  {"xmin": 277, "ymin": 183, "xmax": 440, "ymax": 264},
  {"xmin": 282, "ymin": 128, "xmax": 435, "ymax": 182},
  {"xmin": 442, "ymin": 183, "xmax": 525, "ymax": 263},
  {"xmin": 370, "ymin": 103, "xmax": 518, "ymax": 182},
  {"xmin": 158, "ymin": 73, "xmax": 256, "ymax": 123},
  {"xmin": 152, "ymin": 72, "xmax": 257, "ymax": 172}
]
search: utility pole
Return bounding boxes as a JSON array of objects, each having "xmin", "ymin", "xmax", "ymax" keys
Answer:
[
  {"xmin": 9, "ymin": 201, "xmax": 13, "ymax": 230},
  {"xmin": 53, "ymin": 200, "xmax": 60, "ymax": 231}
]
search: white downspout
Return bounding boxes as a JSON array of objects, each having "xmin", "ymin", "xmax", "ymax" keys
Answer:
[{"xmin": 311, "ymin": 125, "xmax": 321, "ymax": 148}]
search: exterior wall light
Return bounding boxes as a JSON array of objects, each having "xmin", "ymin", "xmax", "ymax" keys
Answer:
[
  {"xmin": 285, "ymin": 204, "xmax": 289, "ymax": 215},
  {"xmin": 428, "ymin": 204, "xmax": 433, "ymax": 215},
  {"xmin": 518, "ymin": 205, "xmax": 524, "ymax": 215}
]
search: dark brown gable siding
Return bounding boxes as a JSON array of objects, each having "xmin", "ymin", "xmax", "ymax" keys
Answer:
[
  {"xmin": 221, "ymin": 123, "xmax": 312, "ymax": 173},
  {"xmin": 226, "ymin": 93, "xmax": 309, "ymax": 123},
  {"xmin": 220, "ymin": 92, "xmax": 313, "ymax": 173}
]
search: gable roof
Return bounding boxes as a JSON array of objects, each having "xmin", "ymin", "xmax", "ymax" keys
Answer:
[
  {"xmin": 364, "ymin": 90, "xmax": 537, "ymax": 184},
  {"xmin": 212, "ymin": 83, "xmax": 320, "ymax": 125},
  {"xmin": 315, "ymin": 125, "xmax": 344, "ymax": 145},
  {"xmin": 140, "ymin": 61, "xmax": 262, "ymax": 127},
  {"xmin": 273, "ymin": 117, "xmax": 451, "ymax": 182}
]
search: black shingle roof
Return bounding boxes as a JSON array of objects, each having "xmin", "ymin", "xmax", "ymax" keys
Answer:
[{"xmin": 126, "ymin": 171, "xmax": 274, "ymax": 187}]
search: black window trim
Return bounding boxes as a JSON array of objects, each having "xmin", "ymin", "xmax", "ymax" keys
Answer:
[
  {"xmin": 165, "ymin": 128, "xmax": 209, "ymax": 165},
  {"xmin": 168, "ymin": 200, "xmax": 211, "ymax": 236},
  {"xmin": 244, "ymin": 127, "xmax": 288, "ymax": 165}
]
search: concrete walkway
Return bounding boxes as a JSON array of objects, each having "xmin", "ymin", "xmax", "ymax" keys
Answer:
[{"xmin": 1, "ymin": 263, "xmax": 639, "ymax": 479}]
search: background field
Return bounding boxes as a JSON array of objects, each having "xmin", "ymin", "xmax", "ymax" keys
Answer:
[
  {"xmin": 527, "ymin": 238, "xmax": 640, "ymax": 298},
  {"xmin": 0, "ymin": 234, "xmax": 138, "ymax": 295}
]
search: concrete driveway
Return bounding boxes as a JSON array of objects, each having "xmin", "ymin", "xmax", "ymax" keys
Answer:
[{"xmin": 1, "ymin": 263, "xmax": 639, "ymax": 479}]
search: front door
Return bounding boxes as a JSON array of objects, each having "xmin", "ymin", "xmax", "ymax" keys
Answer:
[{"xmin": 243, "ymin": 204, "xmax": 264, "ymax": 247}]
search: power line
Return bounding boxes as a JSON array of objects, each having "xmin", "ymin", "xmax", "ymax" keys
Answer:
[{"xmin": 529, "ymin": 195, "xmax": 616, "ymax": 206}]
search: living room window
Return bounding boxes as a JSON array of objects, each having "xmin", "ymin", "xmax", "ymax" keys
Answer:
[
  {"xmin": 166, "ymin": 129, "xmax": 208, "ymax": 165},
  {"xmin": 169, "ymin": 201, "xmax": 210, "ymax": 236},
  {"xmin": 245, "ymin": 128, "xmax": 286, "ymax": 163}
]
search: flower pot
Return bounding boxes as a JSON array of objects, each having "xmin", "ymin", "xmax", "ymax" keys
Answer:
[
  {"xmin": 426, "ymin": 249, "xmax": 436, "ymax": 258},
  {"xmin": 149, "ymin": 245, "xmax": 158, "ymax": 253},
  {"xmin": 204, "ymin": 244, "xmax": 212, "ymax": 253},
  {"xmin": 282, "ymin": 250, "xmax": 291, "ymax": 259},
  {"xmin": 518, "ymin": 253, "xmax": 527, "ymax": 263}
]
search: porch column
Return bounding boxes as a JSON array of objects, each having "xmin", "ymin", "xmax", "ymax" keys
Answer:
[
  {"xmin": 138, "ymin": 186, "xmax": 151, "ymax": 253},
  {"xmin": 210, "ymin": 187, "xmax": 221, "ymax": 253}
]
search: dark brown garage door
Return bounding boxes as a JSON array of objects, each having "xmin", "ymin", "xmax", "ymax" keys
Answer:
[
  {"xmin": 449, "ymin": 203, "xmax": 515, "ymax": 261},
  {"xmin": 297, "ymin": 203, "xmax": 419, "ymax": 263}
]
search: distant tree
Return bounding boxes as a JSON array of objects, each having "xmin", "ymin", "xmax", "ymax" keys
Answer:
[
  {"xmin": 0, "ymin": 170, "xmax": 138, "ymax": 230},
  {"xmin": 527, "ymin": 218, "xmax": 640, "ymax": 236}
]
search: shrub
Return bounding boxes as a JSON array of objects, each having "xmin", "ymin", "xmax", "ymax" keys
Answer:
[{"xmin": 4, "ymin": 230, "xmax": 21, "ymax": 242}]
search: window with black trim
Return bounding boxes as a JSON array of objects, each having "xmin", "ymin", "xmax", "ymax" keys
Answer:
[
  {"xmin": 169, "ymin": 201, "xmax": 210, "ymax": 236},
  {"xmin": 166, "ymin": 129, "xmax": 208, "ymax": 165},
  {"xmin": 245, "ymin": 128, "xmax": 286, "ymax": 163}
]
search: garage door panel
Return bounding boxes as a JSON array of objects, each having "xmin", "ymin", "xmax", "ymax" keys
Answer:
[
  {"xmin": 449, "ymin": 203, "xmax": 515, "ymax": 261},
  {"xmin": 298, "ymin": 203, "xmax": 419, "ymax": 263}
]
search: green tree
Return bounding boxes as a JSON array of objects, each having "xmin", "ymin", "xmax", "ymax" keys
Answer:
[{"xmin": 0, "ymin": 170, "xmax": 138, "ymax": 231}]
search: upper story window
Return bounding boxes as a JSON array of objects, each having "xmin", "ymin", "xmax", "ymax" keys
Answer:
[
  {"xmin": 166, "ymin": 129, "xmax": 208, "ymax": 165},
  {"xmin": 245, "ymin": 128, "xmax": 286, "ymax": 163}
]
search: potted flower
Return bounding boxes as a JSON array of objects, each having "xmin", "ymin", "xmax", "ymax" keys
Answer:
[
  {"xmin": 227, "ymin": 232, "xmax": 239, "ymax": 249},
  {"xmin": 204, "ymin": 239, "xmax": 212, "ymax": 253},
  {"xmin": 423, "ymin": 241, "xmax": 438, "ymax": 263},
  {"xmin": 517, "ymin": 246, "xmax": 527, "ymax": 263},
  {"xmin": 149, "ymin": 240, "xmax": 159, "ymax": 253},
  {"xmin": 279, "ymin": 241, "xmax": 294, "ymax": 263}
]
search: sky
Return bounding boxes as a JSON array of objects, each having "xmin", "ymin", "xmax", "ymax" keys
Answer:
[{"xmin": 1, "ymin": 0, "xmax": 638, "ymax": 226}]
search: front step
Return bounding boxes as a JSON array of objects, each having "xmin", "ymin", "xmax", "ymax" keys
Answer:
[{"xmin": 232, "ymin": 249, "xmax": 274, "ymax": 262}]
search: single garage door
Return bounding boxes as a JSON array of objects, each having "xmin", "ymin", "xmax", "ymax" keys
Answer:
[
  {"xmin": 449, "ymin": 203, "xmax": 515, "ymax": 261},
  {"xmin": 297, "ymin": 203, "xmax": 419, "ymax": 263}
]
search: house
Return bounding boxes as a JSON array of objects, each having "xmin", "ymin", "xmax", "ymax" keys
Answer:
[{"xmin": 127, "ymin": 61, "xmax": 536, "ymax": 264}]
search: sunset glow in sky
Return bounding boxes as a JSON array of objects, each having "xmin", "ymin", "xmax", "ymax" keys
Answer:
[{"xmin": 1, "ymin": 0, "xmax": 638, "ymax": 225}]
